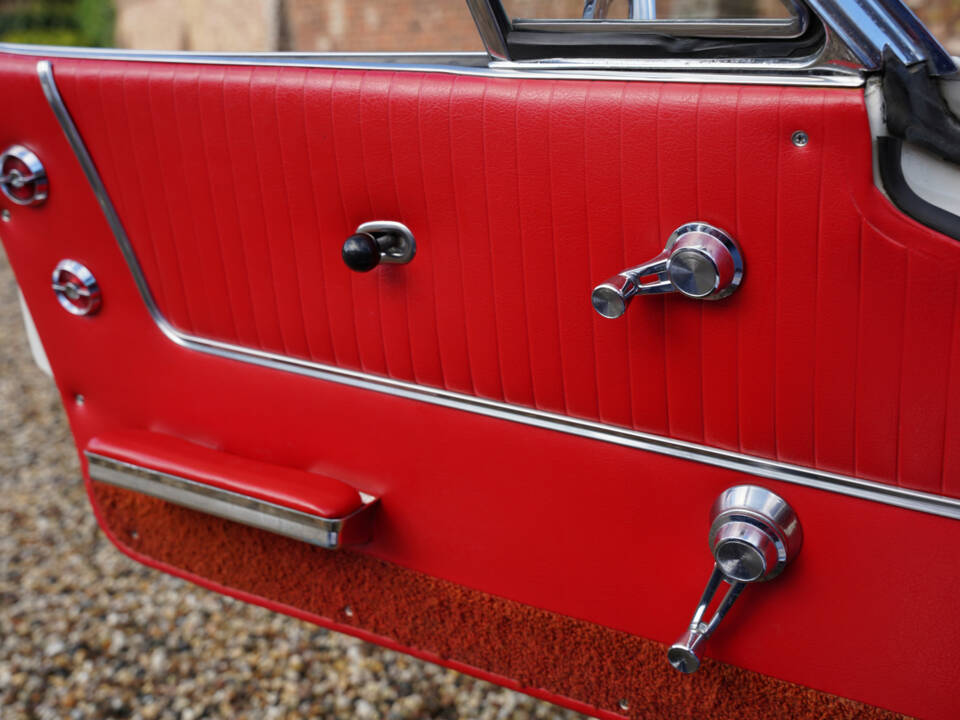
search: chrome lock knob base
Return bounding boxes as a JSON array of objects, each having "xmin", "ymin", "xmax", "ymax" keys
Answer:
[
  {"xmin": 341, "ymin": 220, "xmax": 416, "ymax": 272},
  {"xmin": 591, "ymin": 222, "xmax": 743, "ymax": 319},
  {"xmin": 667, "ymin": 485, "xmax": 802, "ymax": 674}
]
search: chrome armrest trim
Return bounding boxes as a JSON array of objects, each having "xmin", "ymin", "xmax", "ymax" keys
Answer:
[
  {"xmin": 85, "ymin": 453, "xmax": 377, "ymax": 549},
  {"xmin": 39, "ymin": 61, "xmax": 960, "ymax": 523}
]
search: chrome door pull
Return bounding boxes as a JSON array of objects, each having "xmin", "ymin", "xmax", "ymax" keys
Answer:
[
  {"xmin": 591, "ymin": 222, "xmax": 743, "ymax": 318},
  {"xmin": 668, "ymin": 485, "xmax": 802, "ymax": 674}
]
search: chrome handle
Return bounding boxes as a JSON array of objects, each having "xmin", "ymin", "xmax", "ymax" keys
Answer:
[
  {"xmin": 591, "ymin": 222, "xmax": 743, "ymax": 319},
  {"xmin": 341, "ymin": 220, "xmax": 416, "ymax": 272},
  {"xmin": 668, "ymin": 485, "xmax": 802, "ymax": 674}
]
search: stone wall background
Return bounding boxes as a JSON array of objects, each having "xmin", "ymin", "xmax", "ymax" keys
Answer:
[{"xmin": 109, "ymin": 0, "xmax": 960, "ymax": 55}]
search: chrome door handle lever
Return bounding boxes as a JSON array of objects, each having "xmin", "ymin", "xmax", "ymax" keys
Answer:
[
  {"xmin": 591, "ymin": 222, "xmax": 743, "ymax": 319},
  {"xmin": 668, "ymin": 485, "xmax": 802, "ymax": 674}
]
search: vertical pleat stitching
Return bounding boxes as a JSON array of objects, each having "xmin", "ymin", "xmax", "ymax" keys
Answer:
[
  {"xmin": 546, "ymin": 82, "xmax": 568, "ymax": 414},
  {"xmin": 772, "ymin": 87, "xmax": 784, "ymax": 460},
  {"xmin": 271, "ymin": 70, "xmax": 313, "ymax": 357},
  {"xmin": 694, "ymin": 85, "xmax": 706, "ymax": 442},
  {"xmin": 180, "ymin": 68, "xmax": 241, "ymax": 341},
  {"xmin": 894, "ymin": 252, "xmax": 910, "ymax": 486},
  {"xmin": 447, "ymin": 76, "xmax": 477, "ymax": 394},
  {"xmin": 852, "ymin": 218, "xmax": 864, "ymax": 474},
  {"xmin": 327, "ymin": 70, "xmax": 364, "ymax": 366},
  {"xmin": 247, "ymin": 68, "xmax": 291, "ymax": 355},
  {"xmin": 143, "ymin": 69, "xmax": 197, "ymax": 331},
  {"xmin": 115, "ymin": 67, "xmax": 170, "ymax": 318},
  {"xmin": 414, "ymin": 73, "xmax": 447, "ymax": 388},
  {"xmin": 616, "ymin": 84, "xmax": 635, "ymax": 426},
  {"xmin": 298, "ymin": 69, "xmax": 337, "ymax": 362},
  {"xmin": 582, "ymin": 86, "xmax": 601, "ymax": 418},
  {"xmin": 513, "ymin": 84, "xmax": 537, "ymax": 408},
  {"xmin": 357, "ymin": 72, "xmax": 389, "ymax": 374},
  {"xmin": 479, "ymin": 79, "xmax": 505, "ymax": 399},
  {"xmin": 654, "ymin": 85, "xmax": 669, "ymax": 431},
  {"xmin": 197, "ymin": 72, "xmax": 240, "ymax": 339},
  {"xmin": 385, "ymin": 72, "xmax": 418, "ymax": 381},
  {"xmin": 732, "ymin": 87, "xmax": 743, "ymax": 452},
  {"xmin": 810, "ymin": 92, "xmax": 826, "ymax": 465},
  {"xmin": 942, "ymin": 282, "xmax": 960, "ymax": 493},
  {"xmin": 218, "ymin": 68, "xmax": 264, "ymax": 349}
]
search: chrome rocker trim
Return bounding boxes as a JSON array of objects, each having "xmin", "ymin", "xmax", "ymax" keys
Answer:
[
  {"xmin": 86, "ymin": 453, "xmax": 374, "ymax": 549},
  {"xmin": 39, "ymin": 61, "xmax": 960, "ymax": 522}
]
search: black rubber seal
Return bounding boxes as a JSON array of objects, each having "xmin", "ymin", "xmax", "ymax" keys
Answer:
[
  {"xmin": 877, "ymin": 136, "xmax": 960, "ymax": 241},
  {"xmin": 882, "ymin": 49, "xmax": 960, "ymax": 166},
  {"xmin": 502, "ymin": 11, "xmax": 824, "ymax": 61}
]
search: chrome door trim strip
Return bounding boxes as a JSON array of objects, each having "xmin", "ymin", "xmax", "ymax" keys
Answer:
[
  {"xmin": 86, "ymin": 453, "xmax": 373, "ymax": 549},
  {"xmin": 9, "ymin": 42, "xmax": 865, "ymax": 87},
  {"xmin": 40, "ymin": 61, "xmax": 960, "ymax": 522}
]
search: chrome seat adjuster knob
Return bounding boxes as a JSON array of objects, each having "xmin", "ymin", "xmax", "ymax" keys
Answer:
[
  {"xmin": 591, "ymin": 222, "xmax": 743, "ymax": 319},
  {"xmin": 667, "ymin": 485, "xmax": 802, "ymax": 674}
]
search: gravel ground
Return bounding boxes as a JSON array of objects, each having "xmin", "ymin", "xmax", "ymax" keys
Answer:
[{"xmin": 0, "ymin": 246, "xmax": 585, "ymax": 720}]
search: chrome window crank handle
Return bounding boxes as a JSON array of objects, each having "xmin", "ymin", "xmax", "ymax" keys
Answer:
[
  {"xmin": 591, "ymin": 222, "xmax": 744, "ymax": 319},
  {"xmin": 667, "ymin": 485, "xmax": 802, "ymax": 674}
]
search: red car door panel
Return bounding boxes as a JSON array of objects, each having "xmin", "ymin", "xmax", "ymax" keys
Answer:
[
  {"xmin": 3, "ymin": 48, "xmax": 960, "ymax": 720},
  {"xmin": 43, "ymin": 58, "xmax": 960, "ymax": 492}
]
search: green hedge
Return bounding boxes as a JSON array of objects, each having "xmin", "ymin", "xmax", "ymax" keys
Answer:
[{"xmin": 0, "ymin": 0, "xmax": 114, "ymax": 47}]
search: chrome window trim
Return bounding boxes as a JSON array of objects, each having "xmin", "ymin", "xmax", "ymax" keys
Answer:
[
  {"xmin": 37, "ymin": 60, "xmax": 960, "ymax": 522},
  {"xmin": 4, "ymin": 43, "xmax": 864, "ymax": 87},
  {"xmin": 472, "ymin": 0, "xmax": 955, "ymax": 76},
  {"xmin": 805, "ymin": 0, "xmax": 956, "ymax": 76}
]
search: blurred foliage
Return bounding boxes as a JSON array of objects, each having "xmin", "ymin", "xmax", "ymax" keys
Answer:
[{"xmin": 0, "ymin": 0, "xmax": 114, "ymax": 46}]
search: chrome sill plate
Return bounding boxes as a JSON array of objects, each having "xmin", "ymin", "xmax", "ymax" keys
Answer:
[
  {"xmin": 39, "ymin": 61, "xmax": 960, "ymax": 522},
  {"xmin": 85, "ymin": 453, "xmax": 371, "ymax": 549}
]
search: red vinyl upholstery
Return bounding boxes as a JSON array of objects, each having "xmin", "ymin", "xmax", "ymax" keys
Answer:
[
  {"xmin": 3, "ymin": 52, "xmax": 960, "ymax": 719},
  {"xmin": 50, "ymin": 61, "xmax": 960, "ymax": 496}
]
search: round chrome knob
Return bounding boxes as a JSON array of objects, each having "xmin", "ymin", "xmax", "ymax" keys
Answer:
[
  {"xmin": 665, "ymin": 223, "xmax": 743, "ymax": 300},
  {"xmin": 0, "ymin": 144, "xmax": 48, "ymax": 207},
  {"xmin": 591, "ymin": 274, "xmax": 637, "ymax": 319},
  {"xmin": 712, "ymin": 521, "xmax": 779, "ymax": 583},
  {"xmin": 708, "ymin": 485, "xmax": 802, "ymax": 582},
  {"xmin": 52, "ymin": 259, "xmax": 101, "ymax": 316}
]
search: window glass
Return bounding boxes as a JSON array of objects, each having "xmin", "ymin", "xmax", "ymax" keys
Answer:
[
  {"xmin": 0, "ymin": 0, "xmax": 484, "ymax": 52},
  {"xmin": 503, "ymin": 0, "xmax": 794, "ymax": 21}
]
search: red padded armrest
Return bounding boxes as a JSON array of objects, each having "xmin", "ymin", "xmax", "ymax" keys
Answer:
[{"xmin": 86, "ymin": 430, "xmax": 364, "ymax": 518}]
